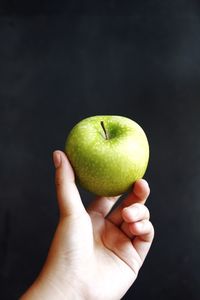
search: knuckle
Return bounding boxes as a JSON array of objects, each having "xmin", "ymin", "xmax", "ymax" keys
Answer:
[
  {"xmin": 141, "ymin": 204, "xmax": 150, "ymax": 219},
  {"xmin": 148, "ymin": 221, "xmax": 155, "ymax": 239},
  {"xmin": 146, "ymin": 184, "xmax": 150, "ymax": 196},
  {"xmin": 146, "ymin": 207, "xmax": 150, "ymax": 219},
  {"xmin": 133, "ymin": 203, "xmax": 150, "ymax": 219},
  {"xmin": 151, "ymin": 222, "xmax": 155, "ymax": 236}
]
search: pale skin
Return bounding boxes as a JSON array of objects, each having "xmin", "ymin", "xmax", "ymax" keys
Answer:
[{"xmin": 20, "ymin": 150, "xmax": 154, "ymax": 300}]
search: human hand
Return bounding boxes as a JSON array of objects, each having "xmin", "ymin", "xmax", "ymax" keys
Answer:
[{"xmin": 21, "ymin": 150, "xmax": 154, "ymax": 300}]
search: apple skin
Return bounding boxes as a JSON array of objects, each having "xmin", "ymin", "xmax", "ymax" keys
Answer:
[{"xmin": 65, "ymin": 115, "xmax": 149, "ymax": 197}]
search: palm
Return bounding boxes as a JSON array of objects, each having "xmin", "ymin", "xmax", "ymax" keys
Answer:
[{"xmin": 56, "ymin": 210, "xmax": 137, "ymax": 300}]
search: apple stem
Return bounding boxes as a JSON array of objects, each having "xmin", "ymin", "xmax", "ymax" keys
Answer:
[{"xmin": 101, "ymin": 121, "xmax": 109, "ymax": 140}]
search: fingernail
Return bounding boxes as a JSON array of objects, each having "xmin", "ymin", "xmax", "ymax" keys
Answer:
[{"xmin": 53, "ymin": 151, "xmax": 61, "ymax": 168}]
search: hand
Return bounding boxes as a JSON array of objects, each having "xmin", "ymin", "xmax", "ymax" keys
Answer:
[{"xmin": 21, "ymin": 150, "xmax": 154, "ymax": 300}]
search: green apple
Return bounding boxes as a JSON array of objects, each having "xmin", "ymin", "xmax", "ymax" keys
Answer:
[{"xmin": 65, "ymin": 115, "xmax": 149, "ymax": 196}]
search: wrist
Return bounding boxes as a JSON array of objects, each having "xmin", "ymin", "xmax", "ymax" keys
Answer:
[
  {"xmin": 20, "ymin": 273, "xmax": 84, "ymax": 300},
  {"xmin": 20, "ymin": 284, "xmax": 83, "ymax": 300}
]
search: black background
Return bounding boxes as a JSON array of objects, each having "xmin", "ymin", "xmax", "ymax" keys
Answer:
[{"xmin": 0, "ymin": 1, "xmax": 200, "ymax": 299}]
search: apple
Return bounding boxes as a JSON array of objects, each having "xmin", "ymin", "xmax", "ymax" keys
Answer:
[{"xmin": 65, "ymin": 115, "xmax": 149, "ymax": 196}]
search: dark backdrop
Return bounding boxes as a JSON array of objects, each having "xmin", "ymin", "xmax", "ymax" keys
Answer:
[{"xmin": 0, "ymin": 1, "xmax": 200, "ymax": 299}]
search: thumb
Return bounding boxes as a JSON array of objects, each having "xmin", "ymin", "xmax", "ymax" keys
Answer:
[{"xmin": 53, "ymin": 150, "xmax": 86, "ymax": 218}]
